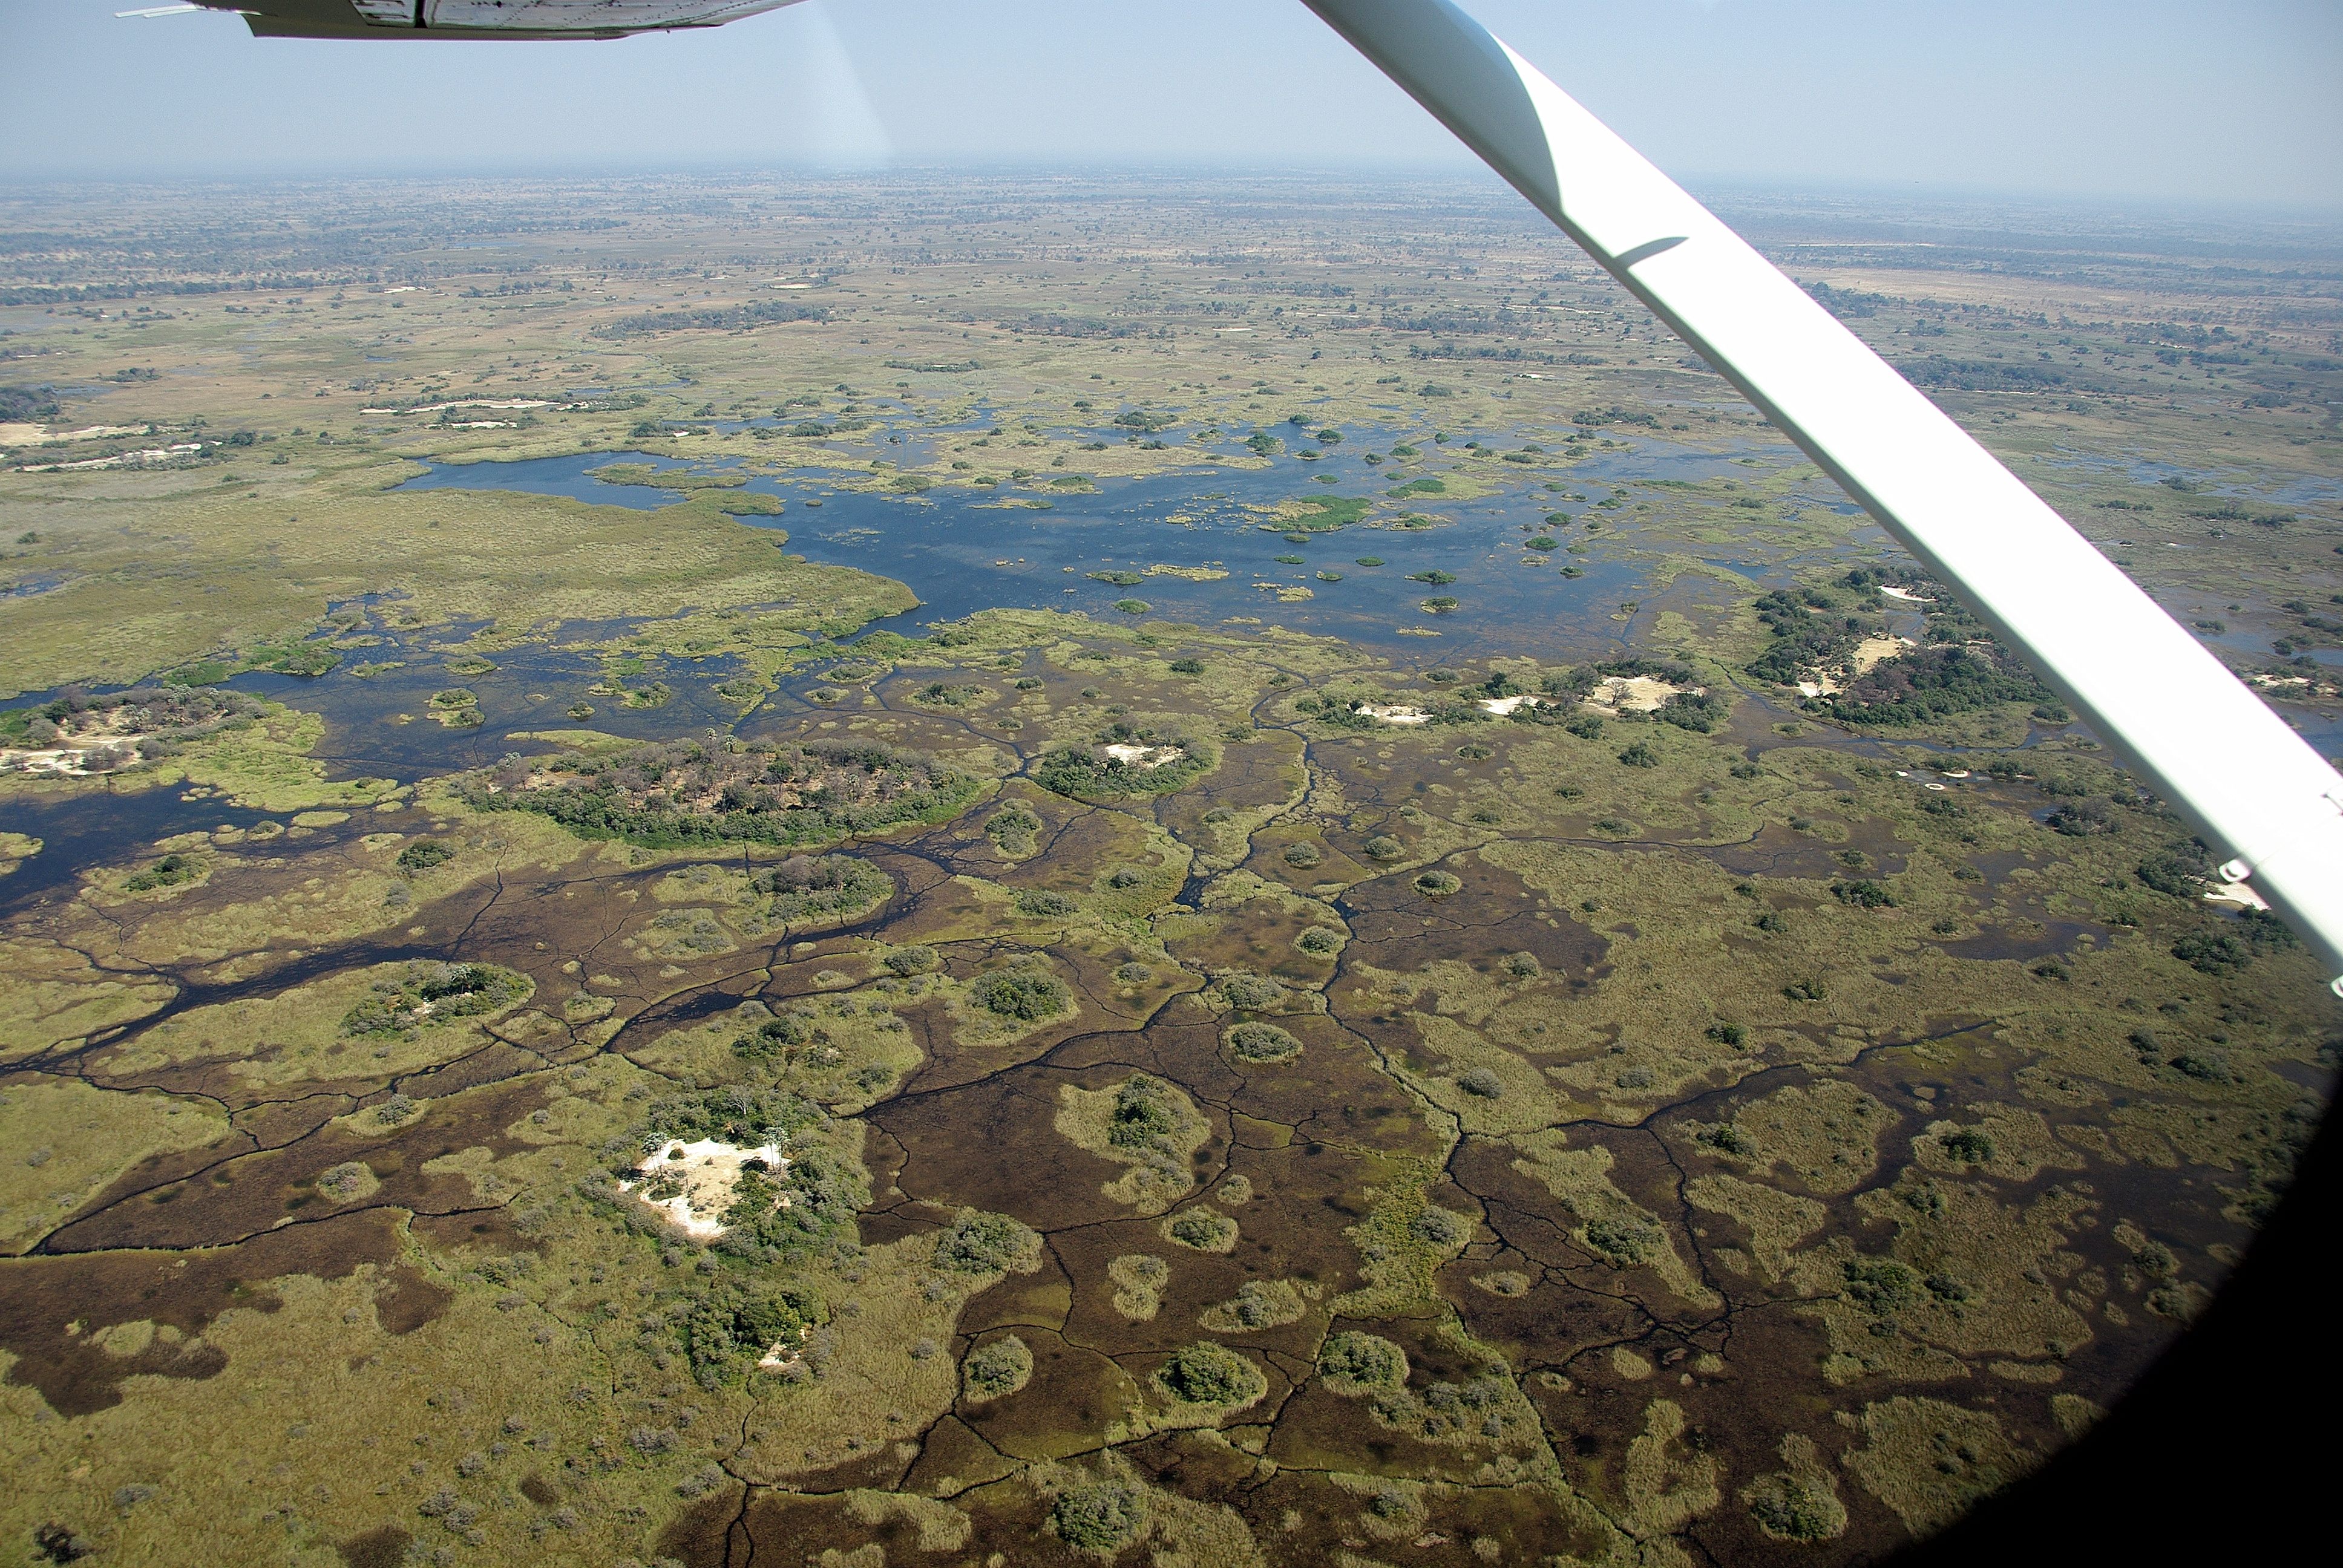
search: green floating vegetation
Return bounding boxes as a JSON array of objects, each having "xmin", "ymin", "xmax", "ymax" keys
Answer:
[
  {"xmin": 339, "ymin": 961, "xmax": 531, "ymax": 1038},
  {"xmin": 1279, "ymin": 495, "xmax": 1372, "ymax": 531},
  {"xmin": 1087, "ymin": 570, "xmax": 1143, "ymax": 586},
  {"xmin": 595, "ymin": 463, "xmax": 752, "ymax": 491},
  {"xmin": 470, "ymin": 737, "xmax": 977, "ymax": 850}
]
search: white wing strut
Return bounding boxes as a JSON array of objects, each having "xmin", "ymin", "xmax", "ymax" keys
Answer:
[{"xmin": 1305, "ymin": 0, "xmax": 2343, "ymax": 991}]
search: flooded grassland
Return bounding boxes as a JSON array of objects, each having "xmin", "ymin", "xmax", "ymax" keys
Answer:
[{"xmin": 1, "ymin": 175, "xmax": 2338, "ymax": 1567}]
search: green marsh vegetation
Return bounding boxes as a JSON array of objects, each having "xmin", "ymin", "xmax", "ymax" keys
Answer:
[{"xmin": 5, "ymin": 174, "xmax": 2338, "ymax": 1568}]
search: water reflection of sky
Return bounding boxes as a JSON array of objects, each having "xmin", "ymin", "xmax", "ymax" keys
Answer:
[{"xmin": 393, "ymin": 430, "xmax": 1809, "ymax": 664}]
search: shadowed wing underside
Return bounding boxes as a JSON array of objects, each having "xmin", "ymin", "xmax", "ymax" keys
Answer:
[{"xmin": 193, "ymin": 0, "xmax": 804, "ymax": 41}]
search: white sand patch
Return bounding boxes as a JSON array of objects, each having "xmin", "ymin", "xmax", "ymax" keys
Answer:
[
  {"xmin": 1476, "ymin": 693, "xmax": 1545, "ymax": 716},
  {"xmin": 0, "ymin": 746, "xmax": 127, "ymax": 777},
  {"xmin": 2203, "ymin": 880, "xmax": 2271, "ymax": 912},
  {"xmin": 358, "ymin": 397, "xmax": 559, "ymax": 416},
  {"xmin": 1104, "ymin": 743, "xmax": 1184, "ymax": 769},
  {"xmin": 1586, "ymin": 675, "xmax": 1700, "ymax": 714},
  {"xmin": 1852, "ymin": 636, "xmax": 1916, "ymax": 676},
  {"xmin": 1355, "ymin": 703, "xmax": 1432, "ymax": 726},
  {"xmin": 1797, "ymin": 678, "xmax": 1838, "ymax": 699},
  {"xmin": 1879, "ymin": 586, "xmax": 1934, "ymax": 603},
  {"xmin": 16, "ymin": 442, "xmax": 201, "ymax": 474},
  {"xmin": 0, "ymin": 423, "xmax": 149, "ymax": 445},
  {"xmin": 1, "ymin": 708, "xmax": 154, "ymax": 776},
  {"xmin": 618, "ymin": 1137, "xmax": 787, "ymax": 1240}
]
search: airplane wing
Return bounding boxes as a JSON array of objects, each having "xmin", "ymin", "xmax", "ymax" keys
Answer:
[
  {"xmin": 189, "ymin": 1, "xmax": 804, "ymax": 41},
  {"xmin": 1307, "ymin": 0, "xmax": 2343, "ymax": 990}
]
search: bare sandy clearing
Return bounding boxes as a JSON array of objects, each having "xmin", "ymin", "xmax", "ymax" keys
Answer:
[
  {"xmin": 1104, "ymin": 742, "xmax": 1185, "ymax": 769},
  {"xmin": 1586, "ymin": 675, "xmax": 1701, "ymax": 714},
  {"xmin": 1355, "ymin": 702, "xmax": 1432, "ymax": 725},
  {"xmin": 619, "ymin": 1136, "xmax": 787, "ymax": 1240}
]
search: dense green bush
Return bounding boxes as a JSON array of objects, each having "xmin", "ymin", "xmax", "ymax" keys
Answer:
[
  {"xmin": 341, "ymin": 962, "xmax": 528, "ymax": 1037},
  {"xmin": 123, "ymin": 852, "xmax": 202, "ymax": 892},
  {"xmin": 1050, "ymin": 1483, "xmax": 1145, "ymax": 1551},
  {"xmin": 1319, "ymin": 1331, "xmax": 1409, "ymax": 1393},
  {"xmin": 972, "ymin": 967, "xmax": 1070, "ymax": 1021},
  {"xmin": 1223, "ymin": 1022, "xmax": 1301, "ymax": 1063},
  {"xmin": 1581, "ymin": 1217, "xmax": 1656, "ymax": 1264},
  {"xmin": 395, "ymin": 838, "xmax": 454, "ymax": 872},
  {"xmin": 471, "ymin": 738, "xmax": 975, "ymax": 851},
  {"xmin": 1155, "ymin": 1341, "xmax": 1264, "ymax": 1405},
  {"xmin": 751, "ymin": 854, "xmax": 891, "ymax": 924},
  {"xmin": 962, "ymin": 1335, "xmax": 1034, "ymax": 1400},
  {"xmin": 934, "ymin": 1209, "xmax": 1038, "ymax": 1273}
]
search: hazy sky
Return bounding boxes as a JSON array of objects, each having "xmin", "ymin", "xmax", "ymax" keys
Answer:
[{"xmin": 2, "ymin": 0, "xmax": 2339, "ymax": 208}]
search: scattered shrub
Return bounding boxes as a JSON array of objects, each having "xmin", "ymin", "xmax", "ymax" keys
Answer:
[
  {"xmin": 1938, "ymin": 1128, "xmax": 1995, "ymax": 1163},
  {"xmin": 1155, "ymin": 1341, "xmax": 1265, "ymax": 1406},
  {"xmin": 1217, "ymin": 972, "xmax": 1285, "ymax": 1010},
  {"xmin": 1320, "ymin": 1331, "xmax": 1409, "ymax": 1394},
  {"xmin": 934, "ymin": 1210, "xmax": 1038, "ymax": 1274},
  {"xmin": 1458, "ymin": 1067, "xmax": 1504, "ymax": 1099},
  {"xmin": 962, "ymin": 1335, "xmax": 1033, "ymax": 1400},
  {"xmin": 732, "ymin": 1012, "xmax": 813, "ymax": 1060},
  {"xmin": 396, "ymin": 839, "xmax": 454, "ymax": 872},
  {"xmin": 1051, "ymin": 1483, "xmax": 1145, "ymax": 1552},
  {"xmin": 1223, "ymin": 1022, "xmax": 1301, "ymax": 1063},
  {"xmin": 1414, "ymin": 870, "xmax": 1462, "ymax": 898},
  {"xmin": 972, "ymin": 967, "xmax": 1070, "ymax": 1021},
  {"xmin": 1165, "ymin": 1209, "xmax": 1238, "ymax": 1251}
]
